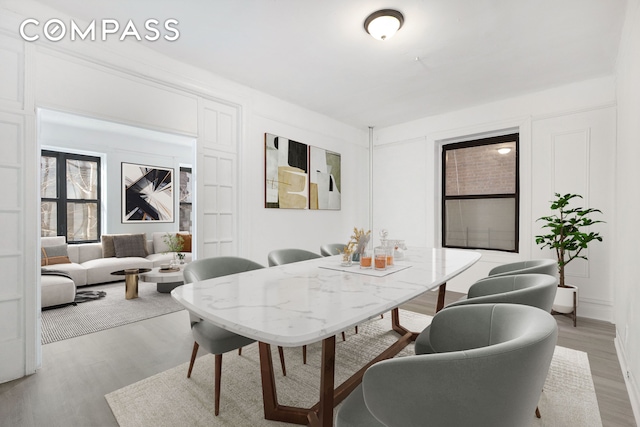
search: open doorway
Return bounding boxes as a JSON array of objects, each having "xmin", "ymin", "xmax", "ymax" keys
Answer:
[{"xmin": 37, "ymin": 108, "xmax": 196, "ymax": 346}]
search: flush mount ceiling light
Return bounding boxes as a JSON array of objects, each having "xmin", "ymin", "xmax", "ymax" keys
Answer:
[
  {"xmin": 498, "ymin": 147, "xmax": 512, "ymax": 155},
  {"xmin": 364, "ymin": 9, "xmax": 404, "ymax": 41}
]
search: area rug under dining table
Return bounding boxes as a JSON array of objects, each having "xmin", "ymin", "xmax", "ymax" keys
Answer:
[
  {"xmin": 105, "ymin": 310, "xmax": 602, "ymax": 427},
  {"xmin": 41, "ymin": 281, "xmax": 184, "ymax": 344}
]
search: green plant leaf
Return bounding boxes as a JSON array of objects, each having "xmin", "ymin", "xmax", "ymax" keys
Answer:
[{"xmin": 535, "ymin": 193, "xmax": 604, "ymax": 286}]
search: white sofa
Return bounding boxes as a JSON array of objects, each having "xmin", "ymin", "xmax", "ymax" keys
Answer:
[
  {"xmin": 41, "ymin": 232, "xmax": 192, "ymax": 308},
  {"xmin": 41, "ymin": 273, "xmax": 76, "ymax": 309}
]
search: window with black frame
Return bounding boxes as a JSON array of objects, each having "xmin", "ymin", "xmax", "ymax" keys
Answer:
[
  {"xmin": 179, "ymin": 166, "xmax": 192, "ymax": 233},
  {"xmin": 442, "ymin": 133, "xmax": 519, "ymax": 252},
  {"xmin": 40, "ymin": 150, "xmax": 101, "ymax": 242}
]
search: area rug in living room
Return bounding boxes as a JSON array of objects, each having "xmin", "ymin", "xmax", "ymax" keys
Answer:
[
  {"xmin": 41, "ymin": 281, "xmax": 184, "ymax": 345},
  {"xmin": 105, "ymin": 310, "xmax": 602, "ymax": 427}
]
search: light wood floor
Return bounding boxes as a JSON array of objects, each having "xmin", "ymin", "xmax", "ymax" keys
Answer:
[{"xmin": 0, "ymin": 290, "xmax": 636, "ymax": 427}]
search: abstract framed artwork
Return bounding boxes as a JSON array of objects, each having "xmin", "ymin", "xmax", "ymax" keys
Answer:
[
  {"xmin": 265, "ymin": 133, "xmax": 309, "ymax": 209},
  {"xmin": 122, "ymin": 162, "xmax": 174, "ymax": 222},
  {"xmin": 310, "ymin": 146, "xmax": 341, "ymax": 210}
]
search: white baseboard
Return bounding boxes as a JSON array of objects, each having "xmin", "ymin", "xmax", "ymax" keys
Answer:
[
  {"xmin": 614, "ymin": 336, "xmax": 640, "ymax": 425},
  {"xmin": 577, "ymin": 297, "xmax": 613, "ymax": 323}
]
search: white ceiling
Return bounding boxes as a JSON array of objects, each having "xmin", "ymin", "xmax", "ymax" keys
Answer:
[{"xmin": 36, "ymin": 0, "xmax": 627, "ymax": 129}]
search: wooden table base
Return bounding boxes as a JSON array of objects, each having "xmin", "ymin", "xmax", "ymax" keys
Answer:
[
  {"xmin": 435, "ymin": 282, "xmax": 447, "ymax": 312},
  {"xmin": 258, "ymin": 309, "xmax": 417, "ymax": 427}
]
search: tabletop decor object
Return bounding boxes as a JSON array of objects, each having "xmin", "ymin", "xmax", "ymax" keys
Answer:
[
  {"xmin": 393, "ymin": 240, "xmax": 406, "ymax": 259},
  {"xmin": 379, "ymin": 229, "xmax": 392, "ymax": 264},
  {"xmin": 343, "ymin": 227, "xmax": 371, "ymax": 267},
  {"xmin": 163, "ymin": 233, "xmax": 185, "ymax": 268},
  {"xmin": 359, "ymin": 247, "xmax": 372, "ymax": 269},
  {"xmin": 374, "ymin": 246, "xmax": 388, "ymax": 270},
  {"xmin": 340, "ymin": 249, "xmax": 353, "ymax": 266}
]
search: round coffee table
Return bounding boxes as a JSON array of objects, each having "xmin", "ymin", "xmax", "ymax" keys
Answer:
[
  {"xmin": 111, "ymin": 268, "xmax": 151, "ymax": 299},
  {"xmin": 139, "ymin": 266, "xmax": 185, "ymax": 293}
]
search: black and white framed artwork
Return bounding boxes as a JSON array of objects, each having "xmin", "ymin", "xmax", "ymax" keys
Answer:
[{"xmin": 122, "ymin": 162, "xmax": 174, "ymax": 223}]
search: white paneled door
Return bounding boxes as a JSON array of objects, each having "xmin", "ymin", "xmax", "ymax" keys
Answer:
[
  {"xmin": 197, "ymin": 99, "xmax": 239, "ymax": 258},
  {"xmin": 0, "ymin": 110, "xmax": 37, "ymax": 383}
]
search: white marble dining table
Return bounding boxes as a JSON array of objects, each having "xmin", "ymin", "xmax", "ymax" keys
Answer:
[{"xmin": 171, "ymin": 247, "xmax": 481, "ymax": 426}]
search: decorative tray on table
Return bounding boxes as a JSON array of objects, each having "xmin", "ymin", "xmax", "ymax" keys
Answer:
[{"xmin": 159, "ymin": 267, "xmax": 181, "ymax": 273}]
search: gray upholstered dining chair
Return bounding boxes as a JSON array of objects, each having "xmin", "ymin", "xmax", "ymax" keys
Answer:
[
  {"xmin": 267, "ymin": 248, "xmax": 322, "ymax": 266},
  {"xmin": 488, "ymin": 258, "xmax": 558, "ymax": 278},
  {"xmin": 183, "ymin": 256, "xmax": 286, "ymax": 415},
  {"xmin": 336, "ymin": 303, "xmax": 558, "ymax": 427},
  {"xmin": 414, "ymin": 273, "xmax": 557, "ymax": 354},
  {"xmin": 267, "ymin": 248, "xmax": 354, "ymax": 364},
  {"xmin": 450, "ymin": 273, "xmax": 557, "ymax": 310},
  {"xmin": 414, "ymin": 273, "xmax": 557, "ymax": 419},
  {"xmin": 320, "ymin": 243, "xmax": 346, "ymax": 257}
]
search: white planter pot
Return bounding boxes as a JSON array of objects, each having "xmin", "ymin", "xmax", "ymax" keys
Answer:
[{"xmin": 552, "ymin": 284, "xmax": 578, "ymax": 314}]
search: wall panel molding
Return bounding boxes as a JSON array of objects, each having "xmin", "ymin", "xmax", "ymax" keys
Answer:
[
  {"xmin": 35, "ymin": 49, "xmax": 199, "ymax": 137},
  {"xmin": 551, "ymin": 128, "xmax": 591, "ymax": 279},
  {"xmin": 0, "ymin": 33, "xmax": 24, "ymax": 111},
  {"xmin": 531, "ymin": 106, "xmax": 614, "ymax": 322}
]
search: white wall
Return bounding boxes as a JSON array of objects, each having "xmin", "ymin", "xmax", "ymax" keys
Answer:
[
  {"xmin": 373, "ymin": 76, "xmax": 616, "ymax": 322},
  {"xmin": 614, "ymin": 0, "xmax": 640, "ymax": 420}
]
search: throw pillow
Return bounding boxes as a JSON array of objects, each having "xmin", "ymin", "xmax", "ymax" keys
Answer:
[
  {"xmin": 152, "ymin": 232, "xmax": 172, "ymax": 254},
  {"xmin": 101, "ymin": 235, "xmax": 117, "ymax": 258},
  {"xmin": 178, "ymin": 233, "xmax": 192, "ymax": 252},
  {"xmin": 113, "ymin": 234, "xmax": 148, "ymax": 258},
  {"xmin": 41, "ymin": 244, "xmax": 71, "ymax": 266}
]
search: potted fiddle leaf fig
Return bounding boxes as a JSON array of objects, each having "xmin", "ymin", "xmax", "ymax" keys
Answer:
[{"xmin": 535, "ymin": 193, "xmax": 604, "ymax": 316}]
